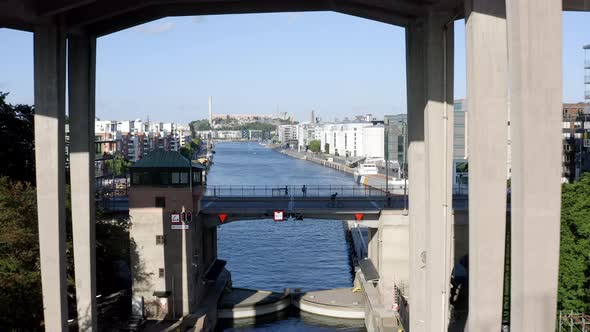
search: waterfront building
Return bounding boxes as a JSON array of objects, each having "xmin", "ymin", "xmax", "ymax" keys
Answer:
[
  {"xmin": 296, "ymin": 122, "xmax": 317, "ymax": 151},
  {"xmin": 278, "ymin": 124, "xmax": 298, "ymax": 142},
  {"xmin": 318, "ymin": 121, "xmax": 377, "ymax": 158},
  {"xmin": 562, "ymin": 102, "xmax": 590, "ymax": 182},
  {"xmin": 384, "ymin": 114, "xmax": 408, "ymax": 176}
]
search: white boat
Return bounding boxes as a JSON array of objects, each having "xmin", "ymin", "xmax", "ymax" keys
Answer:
[{"xmin": 354, "ymin": 163, "xmax": 379, "ymax": 177}]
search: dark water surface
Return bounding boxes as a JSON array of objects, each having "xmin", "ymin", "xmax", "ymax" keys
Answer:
[{"xmin": 208, "ymin": 142, "xmax": 366, "ymax": 332}]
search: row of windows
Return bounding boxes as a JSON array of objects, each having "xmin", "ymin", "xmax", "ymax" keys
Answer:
[{"xmin": 132, "ymin": 170, "xmax": 202, "ymax": 186}]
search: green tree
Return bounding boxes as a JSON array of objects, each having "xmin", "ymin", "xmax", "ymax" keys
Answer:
[
  {"xmin": 308, "ymin": 140, "xmax": 321, "ymax": 153},
  {"xmin": 104, "ymin": 154, "xmax": 131, "ymax": 176},
  {"xmin": 189, "ymin": 119, "xmax": 211, "ymax": 136},
  {"xmin": 0, "ymin": 92, "xmax": 36, "ymax": 183},
  {"xmin": 0, "ymin": 177, "xmax": 44, "ymax": 328},
  {"xmin": 558, "ymin": 173, "xmax": 590, "ymax": 312}
]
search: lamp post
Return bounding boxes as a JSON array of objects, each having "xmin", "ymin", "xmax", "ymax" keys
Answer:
[{"xmin": 398, "ymin": 120, "xmax": 408, "ymax": 210}]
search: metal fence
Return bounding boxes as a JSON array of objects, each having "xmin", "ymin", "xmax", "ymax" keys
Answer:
[
  {"xmin": 204, "ymin": 185, "xmax": 389, "ymax": 198},
  {"xmin": 559, "ymin": 311, "xmax": 590, "ymax": 332}
]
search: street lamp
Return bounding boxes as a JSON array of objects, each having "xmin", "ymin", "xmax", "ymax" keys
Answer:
[{"xmin": 398, "ymin": 120, "xmax": 408, "ymax": 210}]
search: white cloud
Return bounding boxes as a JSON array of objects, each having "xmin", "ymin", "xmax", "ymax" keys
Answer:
[{"xmin": 134, "ymin": 21, "xmax": 176, "ymax": 34}]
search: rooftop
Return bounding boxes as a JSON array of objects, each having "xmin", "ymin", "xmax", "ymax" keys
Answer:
[{"xmin": 131, "ymin": 149, "xmax": 204, "ymax": 169}]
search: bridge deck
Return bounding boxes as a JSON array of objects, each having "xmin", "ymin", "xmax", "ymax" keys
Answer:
[{"xmin": 199, "ymin": 195, "xmax": 470, "ymax": 226}]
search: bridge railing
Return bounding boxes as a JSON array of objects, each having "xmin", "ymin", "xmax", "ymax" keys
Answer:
[{"xmin": 204, "ymin": 185, "xmax": 388, "ymax": 198}]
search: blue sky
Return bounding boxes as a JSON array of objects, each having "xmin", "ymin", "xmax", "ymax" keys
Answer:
[{"xmin": 0, "ymin": 11, "xmax": 588, "ymax": 124}]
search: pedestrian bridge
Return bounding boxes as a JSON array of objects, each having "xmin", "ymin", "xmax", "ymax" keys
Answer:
[{"xmin": 199, "ymin": 185, "xmax": 469, "ymax": 227}]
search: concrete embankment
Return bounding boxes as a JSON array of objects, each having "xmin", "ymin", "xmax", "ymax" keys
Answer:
[{"xmin": 276, "ymin": 148, "xmax": 355, "ymax": 174}]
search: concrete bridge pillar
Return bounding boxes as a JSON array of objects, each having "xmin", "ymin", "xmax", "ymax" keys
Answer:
[
  {"xmin": 422, "ymin": 10, "xmax": 455, "ymax": 331},
  {"xmin": 33, "ymin": 22, "xmax": 68, "ymax": 331},
  {"xmin": 464, "ymin": 0, "xmax": 508, "ymax": 330},
  {"xmin": 68, "ymin": 32, "xmax": 98, "ymax": 331},
  {"xmin": 506, "ymin": 1, "xmax": 563, "ymax": 330},
  {"xmin": 405, "ymin": 18, "xmax": 428, "ymax": 332}
]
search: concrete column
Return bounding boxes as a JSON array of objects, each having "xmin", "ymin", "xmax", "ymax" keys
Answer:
[
  {"xmin": 423, "ymin": 11, "xmax": 454, "ymax": 332},
  {"xmin": 405, "ymin": 19, "xmax": 427, "ymax": 332},
  {"xmin": 68, "ymin": 33, "xmax": 98, "ymax": 331},
  {"xmin": 34, "ymin": 23, "xmax": 68, "ymax": 331},
  {"xmin": 377, "ymin": 212, "xmax": 409, "ymax": 308},
  {"xmin": 506, "ymin": 1, "xmax": 563, "ymax": 330},
  {"xmin": 367, "ymin": 227, "xmax": 380, "ymax": 270},
  {"xmin": 464, "ymin": 1, "xmax": 508, "ymax": 331}
]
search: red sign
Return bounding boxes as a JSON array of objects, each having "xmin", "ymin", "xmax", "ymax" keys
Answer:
[
  {"xmin": 273, "ymin": 210, "xmax": 284, "ymax": 222},
  {"xmin": 355, "ymin": 213, "xmax": 364, "ymax": 221},
  {"xmin": 171, "ymin": 213, "xmax": 181, "ymax": 223},
  {"xmin": 218, "ymin": 213, "xmax": 228, "ymax": 223}
]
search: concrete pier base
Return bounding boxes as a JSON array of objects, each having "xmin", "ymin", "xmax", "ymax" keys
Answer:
[
  {"xmin": 218, "ymin": 288, "xmax": 290, "ymax": 319},
  {"xmin": 293, "ymin": 288, "xmax": 365, "ymax": 319}
]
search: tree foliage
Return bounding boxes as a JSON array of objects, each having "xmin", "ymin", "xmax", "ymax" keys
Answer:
[
  {"xmin": 558, "ymin": 173, "xmax": 590, "ymax": 312},
  {"xmin": 0, "ymin": 177, "xmax": 44, "ymax": 329},
  {"xmin": 189, "ymin": 119, "xmax": 211, "ymax": 135},
  {"xmin": 308, "ymin": 140, "xmax": 321, "ymax": 153},
  {"xmin": 0, "ymin": 92, "xmax": 36, "ymax": 183},
  {"xmin": 104, "ymin": 154, "xmax": 132, "ymax": 176},
  {"xmin": 180, "ymin": 138, "xmax": 202, "ymax": 160}
]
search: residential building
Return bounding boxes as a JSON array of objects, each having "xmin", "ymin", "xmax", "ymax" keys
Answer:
[
  {"xmin": 562, "ymin": 102, "xmax": 590, "ymax": 182},
  {"xmin": 278, "ymin": 124, "xmax": 298, "ymax": 142}
]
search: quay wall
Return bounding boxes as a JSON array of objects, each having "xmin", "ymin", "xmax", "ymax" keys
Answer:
[{"xmin": 276, "ymin": 148, "xmax": 355, "ymax": 175}]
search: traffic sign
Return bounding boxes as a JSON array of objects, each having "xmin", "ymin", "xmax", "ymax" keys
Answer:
[
  {"xmin": 171, "ymin": 213, "xmax": 180, "ymax": 223},
  {"xmin": 274, "ymin": 210, "xmax": 284, "ymax": 222},
  {"xmin": 218, "ymin": 213, "xmax": 228, "ymax": 223},
  {"xmin": 355, "ymin": 213, "xmax": 364, "ymax": 221}
]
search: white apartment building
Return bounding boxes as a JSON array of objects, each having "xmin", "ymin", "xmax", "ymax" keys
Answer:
[
  {"xmin": 93, "ymin": 118, "xmax": 188, "ymax": 161},
  {"xmin": 278, "ymin": 125, "xmax": 298, "ymax": 142},
  {"xmin": 317, "ymin": 122, "xmax": 383, "ymax": 158}
]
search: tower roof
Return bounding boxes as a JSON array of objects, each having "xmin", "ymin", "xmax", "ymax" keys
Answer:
[{"xmin": 131, "ymin": 149, "xmax": 204, "ymax": 169}]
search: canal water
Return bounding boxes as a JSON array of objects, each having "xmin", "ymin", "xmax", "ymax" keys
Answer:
[{"xmin": 208, "ymin": 142, "xmax": 367, "ymax": 332}]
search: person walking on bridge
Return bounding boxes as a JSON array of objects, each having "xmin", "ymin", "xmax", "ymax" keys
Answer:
[{"xmin": 302, "ymin": 185, "xmax": 307, "ymax": 197}]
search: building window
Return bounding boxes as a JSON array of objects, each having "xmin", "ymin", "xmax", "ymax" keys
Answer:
[
  {"xmin": 171, "ymin": 172, "xmax": 180, "ymax": 184},
  {"xmin": 180, "ymin": 172, "xmax": 189, "ymax": 184},
  {"xmin": 159, "ymin": 268, "xmax": 165, "ymax": 278},
  {"xmin": 192, "ymin": 172, "xmax": 202, "ymax": 184},
  {"xmin": 160, "ymin": 172, "xmax": 170, "ymax": 185},
  {"xmin": 156, "ymin": 235, "xmax": 166, "ymax": 245},
  {"xmin": 155, "ymin": 196, "xmax": 166, "ymax": 208}
]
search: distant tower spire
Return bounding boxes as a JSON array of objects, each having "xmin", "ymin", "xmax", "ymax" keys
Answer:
[
  {"xmin": 208, "ymin": 96, "xmax": 213, "ymax": 125},
  {"xmin": 311, "ymin": 110, "xmax": 315, "ymax": 124}
]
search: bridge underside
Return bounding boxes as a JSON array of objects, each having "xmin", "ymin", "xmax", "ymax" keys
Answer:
[{"xmin": 200, "ymin": 197, "xmax": 385, "ymax": 227}]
